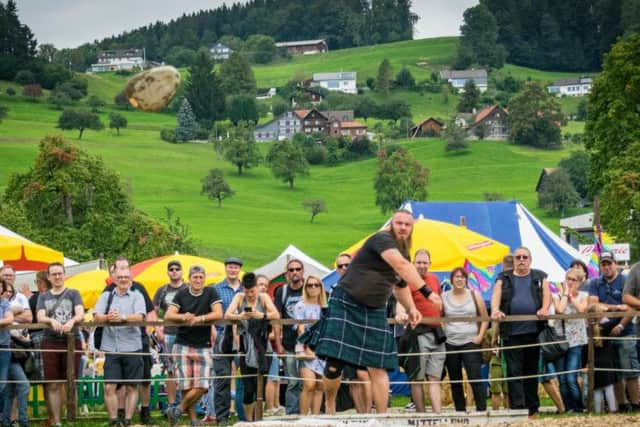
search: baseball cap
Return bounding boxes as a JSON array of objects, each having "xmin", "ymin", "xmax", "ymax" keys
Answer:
[
  {"xmin": 189, "ymin": 265, "xmax": 206, "ymax": 276},
  {"xmin": 167, "ymin": 260, "xmax": 182, "ymax": 269},
  {"xmin": 224, "ymin": 257, "xmax": 243, "ymax": 266},
  {"xmin": 600, "ymin": 251, "xmax": 615, "ymax": 262}
]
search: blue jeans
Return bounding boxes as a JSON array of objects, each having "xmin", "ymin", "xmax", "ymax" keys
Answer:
[
  {"xmin": 0, "ymin": 347, "xmax": 10, "ymax": 419},
  {"xmin": 555, "ymin": 345, "xmax": 584, "ymax": 412},
  {"xmin": 283, "ymin": 353, "xmax": 301, "ymax": 415},
  {"xmin": 2, "ymin": 362, "xmax": 29, "ymax": 426}
]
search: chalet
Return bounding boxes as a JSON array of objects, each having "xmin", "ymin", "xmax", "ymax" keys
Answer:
[
  {"xmin": 467, "ymin": 105, "xmax": 509, "ymax": 140},
  {"xmin": 334, "ymin": 121, "xmax": 368, "ymax": 140},
  {"xmin": 210, "ymin": 42, "xmax": 233, "ymax": 60},
  {"xmin": 411, "ymin": 117, "xmax": 445, "ymax": 137},
  {"xmin": 254, "ymin": 111, "xmax": 302, "ymax": 142},
  {"xmin": 439, "ymin": 69, "xmax": 488, "ymax": 93},
  {"xmin": 454, "ymin": 113, "xmax": 474, "ymax": 128},
  {"xmin": 535, "ymin": 167, "xmax": 559, "ymax": 192},
  {"xmin": 311, "ymin": 72, "xmax": 357, "ymax": 94},
  {"xmin": 275, "ymin": 39, "xmax": 328, "ymax": 55},
  {"xmin": 297, "ymin": 109, "xmax": 329, "ymax": 135},
  {"xmin": 547, "ymin": 76, "xmax": 592, "ymax": 97},
  {"xmin": 254, "ymin": 109, "xmax": 360, "ymax": 142},
  {"xmin": 90, "ymin": 49, "xmax": 144, "ymax": 73}
]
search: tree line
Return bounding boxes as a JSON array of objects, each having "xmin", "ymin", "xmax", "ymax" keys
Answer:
[{"xmin": 458, "ymin": 0, "xmax": 640, "ymax": 72}]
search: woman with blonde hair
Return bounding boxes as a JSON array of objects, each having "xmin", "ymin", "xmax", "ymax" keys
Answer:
[{"xmin": 294, "ymin": 276, "xmax": 327, "ymax": 415}]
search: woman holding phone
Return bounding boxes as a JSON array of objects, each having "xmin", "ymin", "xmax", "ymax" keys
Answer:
[{"xmin": 225, "ymin": 273, "xmax": 279, "ymax": 421}]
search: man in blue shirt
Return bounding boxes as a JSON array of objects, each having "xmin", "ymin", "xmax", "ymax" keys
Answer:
[
  {"xmin": 588, "ymin": 251, "xmax": 638, "ymax": 412},
  {"xmin": 212, "ymin": 257, "xmax": 244, "ymax": 424}
]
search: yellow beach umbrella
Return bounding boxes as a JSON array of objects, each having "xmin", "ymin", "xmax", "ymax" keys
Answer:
[
  {"xmin": 65, "ymin": 269, "xmax": 109, "ymax": 309},
  {"xmin": 0, "ymin": 235, "xmax": 63, "ymax": 271},
  {"xmin": 342, "ymin": 218, "xmax": 510, "ymax": 271},
  {"xmin": 131, "ymin": 254, "xmax": 228, "ymax": 298}
]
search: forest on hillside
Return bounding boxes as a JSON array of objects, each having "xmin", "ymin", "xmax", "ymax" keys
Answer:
[
  {"xmin": 480, "ymin": 0, "xmax": 640, "ymax": 71},
  {"xmin": 96, "ymin": 0, "xmax": 416, "ymax": 60}
]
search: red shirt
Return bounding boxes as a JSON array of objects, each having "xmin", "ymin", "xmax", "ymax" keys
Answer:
[{"xmin": 411, "ymin": 273, "xmax": 441, "ymax": 326}]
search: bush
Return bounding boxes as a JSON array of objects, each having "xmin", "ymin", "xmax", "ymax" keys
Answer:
[
  {"xmin": 304, "ymin": 144, "xmax": 328, "ymax": 164},
  {"xmin": 114, "ymin": 69, "xmax": 132, "ymax": 76},
  {"xmin": 5, "ymin": 87, "xmax": 16, "ymax": 97},
  {"xmin": 114, "ymin": 90, "xmax": 131, "ymax": 109},
  {"xmin": 160, "ymin": 128, "xmax": 177, "ymax": 143},
  {"xmin": 14, "ymin": 70, "xmax": 36, "ymax": 85},
  {"xmin": 348, "ymin": 137, "xmax": 375, "ymax": 157}
]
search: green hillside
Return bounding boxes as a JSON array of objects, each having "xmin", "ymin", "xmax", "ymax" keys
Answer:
[{"xmin": 0, "ymin": 37, "xmax": 592, "ymax": 268}]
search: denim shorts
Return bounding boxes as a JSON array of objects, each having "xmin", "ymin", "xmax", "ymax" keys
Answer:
[{"xmin": 614, "ymin": 338, "xmax": 640, "ymax": 380}]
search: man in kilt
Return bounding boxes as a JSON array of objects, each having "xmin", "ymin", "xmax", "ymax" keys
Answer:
[{"xmin": 304, "ymin": 209, "xmax": 442, "ymax": 414}]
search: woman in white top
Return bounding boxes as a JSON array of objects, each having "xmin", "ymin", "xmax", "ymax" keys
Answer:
[
  {"xmin": 294, "ymin": 276, "xmax": 327, "ymax": 415},
  {"xmin": 552, "ymin": 267, "xmax": 588, "ymax": 413},
  {"xmin": 442, "ymin": 267, "xmax": 489, "ymax": 412}
]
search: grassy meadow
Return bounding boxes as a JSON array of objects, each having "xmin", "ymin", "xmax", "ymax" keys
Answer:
[{"xmin": 0, "ymin": 37, "xmax": 591, "ymax": 268}]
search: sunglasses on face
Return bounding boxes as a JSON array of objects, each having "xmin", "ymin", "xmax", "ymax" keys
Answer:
[
  {"xmin": 566, "ymin": 277, "xmax": 579, "ymax": 282},
  {"xmin": 306, "ymin": 283, "xmax": 321, "ymax": 288},
  {"xmin": 337, "ymin": 263, "xmax": 350, "ymax": 269},
  {"xmin": 168, "ymin": 268, "xmax": 181, "ymax": 272},
  {"xmin": 515, "ymin": 255, "xmax": 529, "ymax": 260},
  {"xmin": 600, "ymin": 261, "xmax": 613, "ymax": 266},
  {"xmin": 288, "ymin": 267, "xmax": 302, "ymax": 272}
]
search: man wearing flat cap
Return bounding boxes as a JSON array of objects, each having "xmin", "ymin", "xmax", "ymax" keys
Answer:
[
  {"xmin": 165, "ymin": 265, "xmax": 223, "ymax": 426},
  {"xmin": 212, "ymin": 257, "xmax": 244, "ymax": 423}
]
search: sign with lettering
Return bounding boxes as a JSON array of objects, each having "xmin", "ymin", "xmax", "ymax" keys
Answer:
[{"xmin": 579, "ymin": 244, "xmax": 630, "ymax": 262}]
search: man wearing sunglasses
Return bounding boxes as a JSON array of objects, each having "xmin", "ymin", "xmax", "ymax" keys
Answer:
[
  {"xmin": 591, "ymin": 252, "xmax": 638, "ymax": 412},
  {"xmin": 153, "ymin": 260, "xmax": 188, "ymax": 415},
  {"xmin": 274, "ymin": 259, "xmax": 305, "ymax": 414},
  {"xmin": 491, "ymin": 246, "xmax": 550, "ymax": 417}
]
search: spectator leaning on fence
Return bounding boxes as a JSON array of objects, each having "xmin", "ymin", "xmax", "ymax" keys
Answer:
[
  {"xmin": 93, "ymin": 266, "xmax": 146, "ymax": 427},
  {"xmin": 622, "ymin": 260, "xmax": 640, "ymax": 410},
  {"xmin": 212, "ymin": 257, "xmax": 244, "ymax": 424},
  {"xmin": 153, "ymin": 260, "xmax": 188, "ymax": 414},
  {"xmin": 588, "ymin": 252, "xmax": 639, "ymax": 412},
  {"xmin": 442, "ymin": 266, "xmax": 488, "ymax": 412},
  {"xmin": 552, "ymin": 267, "xmax": 588, "ymax": 413},
  {"xmin": 165, "ymin": 265, "xmax": 223, "ymax": 427},
  {"xmin": 225, "ymin": 273, "xmax": 279, "ymax": 421},
  {"xmin": 36, "ymin": 263, "xmax": 85, "ymax": 427},
  {"xmin": 0, "ymin": 280, "xmax": 15, "ymax": 425},
  {"xmin": 491, "ymin": 246, "xmax": 550, "ymax": 417}
]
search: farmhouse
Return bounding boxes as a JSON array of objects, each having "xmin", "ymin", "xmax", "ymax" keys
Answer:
[
  {"xmin": 90, "ymin": 49, "xmax": 145, "ymax": 73},
  {"xmin": 467, "ymin": 105, "xmax": 509, "ymax": 140},
  {"xmin": 254, "ymin": 109, "xmax": 364, "ymax": 142},
  {"xmin": 275, "ymin": 39, "xmax": 328, "ymax": 55},
  {"xmin": 410, "ymin": 117, "xmax": 445, "ymax": 137},
  {"xmin": 535, "ymin": 167, "xmax": 559, "ymax": 192},
  {"xmin": 210, "ymin": 42, "xmax": 233, "ymax": 60},
  {"xmin": 547, "ymin": 76, "xmax": 593, "ymax": 97},
  {"xmin": 439, "ymin": 69, "xmax": 488, "ymax": 93},
  {"xmin": 311, "ymin": 72, "xmax": 357, "ymax": 94}
]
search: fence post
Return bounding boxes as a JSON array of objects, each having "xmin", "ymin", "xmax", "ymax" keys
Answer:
[
  {"xmin": 256, "ymin": 370, "xmax": 264, "ymax": 421},
  {"xmin": 587, "ymin": 319, "xmax": 595, "ymax": 413},
  {"xmin": 66, "ymin": 332, "xmax": 77, "ymax": 421}
]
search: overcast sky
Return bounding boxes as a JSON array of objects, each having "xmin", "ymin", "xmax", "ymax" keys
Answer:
[{"xmin": 14, "ymin": 0, "xmax": 478, "ymax": 49}]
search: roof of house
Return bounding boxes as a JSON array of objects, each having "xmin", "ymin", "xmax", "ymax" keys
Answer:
[
  {"xmin": 340, "ymin": 121, "xmax": 367, "ymax": 129},
  {"xmin": 313, "ymin": 72, "xmax": 357, "ymax": 81},
  {"xmin": 439, "ymin": 69, "xmax": 488, "ymax": 80},
  {"xmin": 414, "ymin": 117, "xmax": 445, "ymax": 127},
  {"xmin": 294, "ymin": 109, "xmax": 311, "ymax": 118},
  {"xmin": 275, "ymin": 39, "xmax": 327, "ymax": 48},
  {"xmin": 473, "ymin": 105, "xmax": 508, "ymax": 125},
  {"xmin": 535, "ymin": 167, "xmax": 559, "ymax": 192},
  {"xmin": 550, "ymin": 76, "xmax": 593, "ymax": 87},
  {"xmin": 323, "ymin": 110, "xmax": 354, "ymax": 121},
  {"xmin": 98, "ymin": 49, "xmax": 143, "ymax": 58}
]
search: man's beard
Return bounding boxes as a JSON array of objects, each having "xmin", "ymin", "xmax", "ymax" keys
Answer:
[{"xmin": 390, "ymin": 225, "xmax": 412, "ymax": 259}]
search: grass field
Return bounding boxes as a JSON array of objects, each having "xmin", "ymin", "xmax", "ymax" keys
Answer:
[{"xmin": 0, "ymin": 37, "xmax": 593, "ymax": 268}]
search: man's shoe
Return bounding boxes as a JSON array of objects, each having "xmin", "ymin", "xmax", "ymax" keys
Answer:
[
  {"xmin": 619, "ymin": 403, "xmax": 632, "ymax": 413},
  {"xmin": 631, "ymin": 403, "xmax": 640, "ymax": 412},
  {"xmin": 169, "ymin": 406, "xmax": 182, "ymax": 427},
  {"xmin": 404, "ymin": 402, "xmax": 416, "ymax": 411},
  {"xmin": 140, "ymin": 407, "xmax": 153, "ymax": 425}
]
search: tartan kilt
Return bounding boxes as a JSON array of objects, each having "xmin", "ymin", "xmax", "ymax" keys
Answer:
[
  {"xmin": 300, "ymin": 286, "xmax": 397, "ymax": 371},
  {"xmin": 29, "ymin": 330, "xmax": 45, "ymax": 382}
]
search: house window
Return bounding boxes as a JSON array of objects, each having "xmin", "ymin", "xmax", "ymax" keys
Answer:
[{"xmin": 257, "ymin": 133, "xmax": 262, "ymax": 138}]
